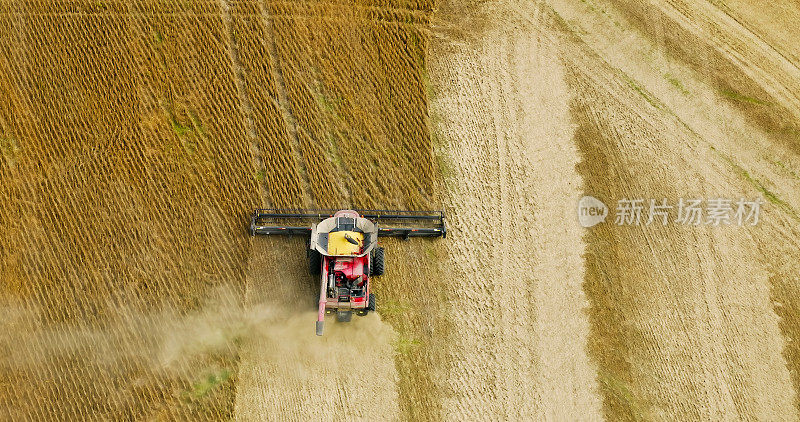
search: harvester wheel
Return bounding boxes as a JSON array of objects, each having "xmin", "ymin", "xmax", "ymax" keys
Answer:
[
  {"xmin": 371, "ymin": 247, "xmax": 385, "ymax": 276},
  {"xmin": 307, "ymin": 248, "xmax": 321, "ymax": 275},
  {"xmin": 368, "ymin": 293, "xmax": 376, "ymax": 312},
  {"xmin": 336, "ymin": 310, "xmax": 352, "ymax": 323}
]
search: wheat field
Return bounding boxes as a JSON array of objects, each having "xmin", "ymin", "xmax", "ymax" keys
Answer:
[
  {"xmin": 3, "ymin": 0, "xmax": 800, "ymax": 420},
  {"xmin": 0, "ymin": 0, "xmax": 436, "ymax": 418}
]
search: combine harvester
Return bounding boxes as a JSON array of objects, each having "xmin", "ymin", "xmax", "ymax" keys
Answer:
[{"xmin": 250, "ymin": 209, "xmax": 446, "ymax": 335}]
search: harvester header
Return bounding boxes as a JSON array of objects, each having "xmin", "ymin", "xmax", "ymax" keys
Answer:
[{"xmin": 250, "ymin": 208, "xmax": 447, "ymax": 238}]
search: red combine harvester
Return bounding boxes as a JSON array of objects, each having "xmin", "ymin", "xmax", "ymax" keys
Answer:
[{"xmin": 250, "ymin": 209, "xmax": 446, "ymax": 335}]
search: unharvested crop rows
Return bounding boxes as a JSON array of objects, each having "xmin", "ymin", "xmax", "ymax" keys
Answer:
[
  {"xmin": 227, "ymin": 0, "xmax": 438, "ymax": 210},
  {"xmin": 270, "ymin": 3, "xmax": 436, "ymax": 209},
  {"xmin": 0, "ymin": 0, "xmax": 443, "ymax": 419},
  {"xmin": 0, "ymin": 0, "xmax": 263, "ymax": 419},
  {"xmin": 230, "ymin": 1, "xmax": 306, "ymax": 209}
]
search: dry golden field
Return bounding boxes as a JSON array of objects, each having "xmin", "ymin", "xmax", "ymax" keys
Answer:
[
  {"xmin": 0, "ymin": 0, "xmax": 436, "ymax": 419},
  {"xmin": 2, "ymin": 0, "xmax": 800, "ymax": 420}
]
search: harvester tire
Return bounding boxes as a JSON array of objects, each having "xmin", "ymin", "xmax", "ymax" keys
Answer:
[
  {"xmin": 368, "ymin": 293, "xmax": 376, "ymax": 312},
  {"xmin": 371, "ymin": 247, "xmax": 385, "ymax": 276},
  {"xmin": 307, "ymin": 248, "xmax": 321, "ymax": 275},
  {"xmin": 336, "ymin": 310, "xmax": 352, "ymax": 323}
]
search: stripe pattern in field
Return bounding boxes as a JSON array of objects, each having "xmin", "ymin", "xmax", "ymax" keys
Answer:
[
  {"xmin": 1, "ymin": 1, "xmax": 259, "ymax": 419},
  {"xmin": 0, "ymin": 0, "xmax": 440, "ymax": 419},
  {"xmin": 429, "ymin": 3, "xmax": 604, "ymax": 420},
  {"xmin": 227, "ymin": 1, "xmax": 444, "ymax": 420}
]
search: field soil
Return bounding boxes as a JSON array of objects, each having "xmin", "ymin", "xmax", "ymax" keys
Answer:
[
  {"xmin": 2, "ymin": 0, "xmax": 800, "ymax": 420},
  {"xmin": 233, "ymin": 240, "xmax": 401, "ymax": 420},
  {"xmin": 429, "ymin": 4, "xmax": 603, "ymax": 419},
  {"xmin": 430, "ymin": 0, "xmax": 800, "ymax": 419}
]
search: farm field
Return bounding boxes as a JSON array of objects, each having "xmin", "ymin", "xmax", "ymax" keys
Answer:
[{"xmin": 1, "ymin": 0, "xmax": 800, "ymax": 420}]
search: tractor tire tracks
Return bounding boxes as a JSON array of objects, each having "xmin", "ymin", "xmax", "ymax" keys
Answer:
[
  {"xmin": 257, "ymin": 0, "xmax": 314, "ymax": 207},
  {"xmin": 217, "ymin": 0, "xmax": 266, "ymax": 205},
  {"xmin": 234, "ymin": 239, "xmax": 401, "ymax": 421}
]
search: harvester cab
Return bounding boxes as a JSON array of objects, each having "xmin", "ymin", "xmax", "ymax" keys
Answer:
[{"xmin": 250, "ymin": 209, "xmax": 446, "ymax": 336}]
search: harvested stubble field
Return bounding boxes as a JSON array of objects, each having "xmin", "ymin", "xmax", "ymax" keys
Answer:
[{"xmin": 1, "ymin": 0, "xmax": 800, "ymax": 420}]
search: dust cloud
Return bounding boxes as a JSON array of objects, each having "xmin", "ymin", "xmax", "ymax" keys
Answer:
[
  {"xmin": 1, "ymin": 284, "xmax": 398, "ymax": 407},
  {"xmin": 2, "ymin": 287, "xmax": 261, "ymax": 374},
  {"xmin": 234, "ymin": 309, "xmax": 401, "ymax": 420}
]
